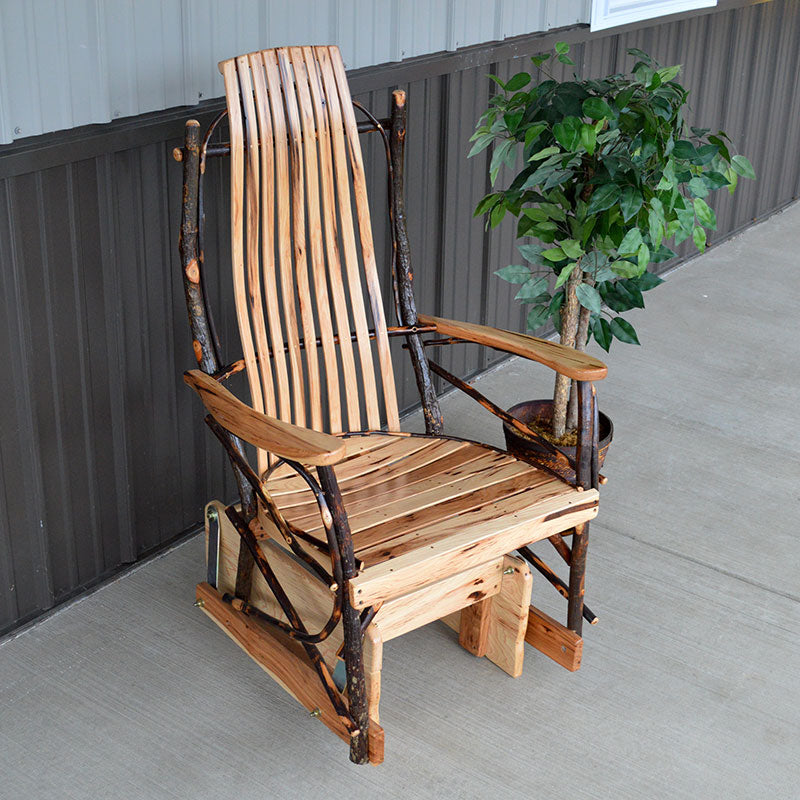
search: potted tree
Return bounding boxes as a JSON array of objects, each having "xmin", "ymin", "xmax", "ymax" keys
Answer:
[{"xmin": 470, "ymin": 43, "xmax": 754, "ymax": 473}]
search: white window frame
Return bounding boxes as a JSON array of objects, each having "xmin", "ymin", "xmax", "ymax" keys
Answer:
[{"xmin": 590, "ymin": 0, "xmax": 718, "ymax": 32}]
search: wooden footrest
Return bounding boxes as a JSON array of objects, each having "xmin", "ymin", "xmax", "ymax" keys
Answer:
[{"xmin": 524, "ymin": 605, "xmax": 583, "ymax": 672}]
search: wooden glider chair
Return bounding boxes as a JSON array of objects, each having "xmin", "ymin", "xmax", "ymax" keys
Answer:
[{"xmin": 176, "ymin": 45, "xmax": 607, "ymax": 765}]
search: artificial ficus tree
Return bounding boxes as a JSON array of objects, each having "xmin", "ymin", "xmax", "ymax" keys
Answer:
[{"xmin": 471, "ymin": 43, "xmax": 755, "ymax": 440}]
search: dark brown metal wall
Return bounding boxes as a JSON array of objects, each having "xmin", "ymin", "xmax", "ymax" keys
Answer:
[{"xmin": 1, "ymin": 0, "xmax": 797, "ymax": 634}]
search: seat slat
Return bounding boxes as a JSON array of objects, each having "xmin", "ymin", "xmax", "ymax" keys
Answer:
[
  {"xmin": 349, "ymin": 488, "xmax": 599, "ymax": 609},
  {"xmin": 265, "ymin": 434, "xmax": 422, "ymax": 492},
  {"xmin": 285, "ymin": 453, "xmax": 540, "ymax": 536},
  {"xmin": 274, "ymin": 438, "xmax": 470, "ymax": 509},
  {"xmin": 356, "ymin": 473, "xmax": 560, "ymax": 564}
]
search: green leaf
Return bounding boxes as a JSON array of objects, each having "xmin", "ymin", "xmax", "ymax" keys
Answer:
[
  {"xmin": 693, "ymin": 197, "xmax": 717, "ymax": 230},
  {"xmin": 489, "ymin": 139, "xmax": 516, "ymax": 184},
  {"xmin": 531, "ymin": 53, "xmax": 550, "ymax": 67},
  {"xmin": 620, "ymin": 186, "xmax": 643, "ymax": 222},
  {"xmin": 672, "ymin": 140, "xmax": 697, "ymax": 160},
  {"xmin": 505, "ymin": 72, "xmax": 531, "ymax": 92},
  {"xmin": 553, "ymin": 117, "xmax": 582, "ymax": 150},
  {"xmin": 618, "ymin": 227, "xmax": 643, "ymax": 256},
  {"xmin": 656, "ymin": 65, "xmax": 681, "ymax": 83},
  {"xmin": 637, "ymin": 242, "xmax": 650, "ymax": 272},
  {"xmin": 518, "ymin": 243, "xmax": 547, "ymax": 265},
  {"xmin": 580, "ymin": 123, "xmax": 596, "ymax": 155},
  {"xmin": 494, "ymin": 264, "xmax": 531, "ymax": 284},
  {"xmin": 688, "ymin": 176, "xmax": 709, "ymax": 198},
  {"xmin": 523, "ymin": 123, "xmax": 547, "ymax": 150},
  {"xmin": 635, "ymin": 271, "xmax": 665, "ymax": 291},
  {"xmin": 549, "ymin": 291, "xmax": 565, "ymax": 331},
  {"xmin": 526, "ymin": 305, "xmax": 550, "ymax": 331},
  {"xmin": 731, "ymin": 154, "xmax": 756, "ymax": 180},
  {"xmin": 515, "ymin": 276, "xmax": 549, "ymax": 301},
  {"xmin": 582, "ymin": 97, "xmax": 614, "ymax": 120},
  {"xmin": 557, "ymin": 54, "xmax": 575, "ymax": 66},
  {"xmin": 611, "ymin": 317, "xmax": 640, "ymax": 345},
  {"xmin": 704, "ymin": 171, "xmax": 730, "ymax": 190},
  {"xmin": 554, "ymin": 261, "xmax": 578, "ymax": 289},
  {"xmin": 648, "ymin": 208, "xmax": 663, "ymax": 249},
  {"xmin": 529, "ymin": 146, "xmax": 560, "ymax": 161},
  {"xmin": 555, "ymin": 42, "xmax": 569, "ymax": 55},
  {"xmin": 592, "ymin": 317, "xmax": 613, "ymax": 351},
  {"xmin": 707, "ymin": 134, "xmax": 731, "ymax": 163},
  {"xmin": 585, "ymin": 183, "xmax": 621, "ymax": 215},
  {"xmin": 610, "ymin": 260, "xmax": 641, "ymax": 278},
  {"xmin": 474, "ymin": 192, "xmax": 500, "ymax": 217},
  {"xmin": 560, "ymin": 239, "xmax": 584, "ymax": 259},
  {"xmin": 542, "ymin": 247, "xmax": 567, "ymax": 262},
  {"xmin": 468, "ymin": 133, "xmax": 493, "ymax": 158},
  {"xmin": 489, "ymin": 203, "xmax": 506, "ymax": 227},
  {"xmin": 693, "ymin": 225, "xmax": 707, "ymax": 252},
  {"xmin": 576, "ymin": 283, "xmax": 602, "ymax": 313},
  {"xmin": 627, "ymin": 48, "xmax": 654, "ymax": 63},
  {"xmin": 503, "ymin": 111, "xmax": 524, "ymax": 133}
]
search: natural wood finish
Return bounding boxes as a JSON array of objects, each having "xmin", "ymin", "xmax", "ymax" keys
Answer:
[
  {"xmin": 184, "ymin": 369, "xmax": 345, "ymax": 465},
  {"xmin": 417, "ymin": 314, "xmax": 608, "ymax": 381},
  {"xmin": 218, "ymin": 46, "xmax": 401, "ymax": 443},
  {"xmin": 442, "ymin": 555, "xmax": 532, "ymax": 678},
  {"xmin": 525, "ymin": 605, "xmax": 583, "ymax": 672},
  {"xmin": 372, "ymin": 559, "xmax": 503, "ymax": 643},
  {"xmin": 484, "ymin": 556, "xmax": 531, "ymax": 677},
  {"xmin": 349, "ymin": 486, "xmax": 598, "ymax": 609},
  {"xmin": 459, "ymin": 599, "xmax": 491, "ymax": 657},
  {"xmin": 214, "ymin": 506, "xmax": 344, "ymax": 666}
]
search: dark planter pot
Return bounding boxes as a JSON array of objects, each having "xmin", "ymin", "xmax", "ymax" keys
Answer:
[{"xmin": 503, "ymin": 399, "xmax": 613, "ymax": 484}]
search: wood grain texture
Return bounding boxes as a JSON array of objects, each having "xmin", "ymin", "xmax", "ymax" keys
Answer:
[
  {"xmin": 459, "ymin": 598, "xmax": 491, "ymax": 657},
  {"xmin": 442, "ymin": 555, "xmax": 532, "ymax": 677},
  {"xmin": 184, "ymin": 369, "xmax": 345, "ymax": 465},
  {"xmin": 484, "ymin": 556, "xmax": 531, "ymax": 677},
  {"xmin": 417, "ymin": 314, "xmax": 608, "ymax": 381},
  {"xmin": 217, "ymin": 46, "xmax": 401, "ymax": 442},
  {"xmin": 349, "ymin": 486, "xmax": 598, "ymax": 609},
  {"xmin": 214, "ymin": 505, "xmax": 344, "ymax": 666},
  {"xmin": 525, "ymin": 605, "xmax": 583, "ymax": 672},
  {"xmin": 372, "ymin": 559, "xmax": 503, "ymax": 643}
]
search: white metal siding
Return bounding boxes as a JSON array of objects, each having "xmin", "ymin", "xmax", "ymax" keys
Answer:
[{"xmin": 0, "ymin": 0, "xmax": 590, "ymax": 144}]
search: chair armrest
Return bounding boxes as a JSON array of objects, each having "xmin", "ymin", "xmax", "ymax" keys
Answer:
[
  {"xmin": 184, "ymin": 369, "xmax": 346, "ymax": 465},
  {"xmin": 417, "ymin": 314, "xmax": 608, "ymax": 381}
]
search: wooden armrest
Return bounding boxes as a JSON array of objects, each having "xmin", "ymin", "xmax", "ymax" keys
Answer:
[
  {"xmin": 184, "ymin": 370, "xmax": 346, "ymax": 466},
  {"xmin": 417, "ymin": 314, "xmax": 608, "ymax": 381}
]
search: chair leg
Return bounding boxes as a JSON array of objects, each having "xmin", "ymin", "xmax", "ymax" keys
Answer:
[
  {"xmin": 567, "ymin": 522, "xmax": 589, "ymax": 635},
  {"xmin": 446, "ymin": 555, "xmax": 532, "ymax": 678}
]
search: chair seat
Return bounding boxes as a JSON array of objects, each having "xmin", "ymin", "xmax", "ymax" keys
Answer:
[{"xmin": 265, "ymin": 433, "xmax": 598, "ymax": 606}]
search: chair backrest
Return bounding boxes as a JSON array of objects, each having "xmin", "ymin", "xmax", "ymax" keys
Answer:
[{"xmin": 219, "ymin": 45, "xmax": 400, "ymax": 470}]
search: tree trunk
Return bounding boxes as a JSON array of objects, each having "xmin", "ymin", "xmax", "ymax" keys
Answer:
[
  {"xmin": 566, "ymin": 272, "xmax": 595, "ymax": 431},
  {"xmin": 552, "ymin": 267, "xmax": 581, "ymax": 439}
]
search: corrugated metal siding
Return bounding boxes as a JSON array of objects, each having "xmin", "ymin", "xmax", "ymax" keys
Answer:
[
  {"xmin": 0, "ymin": 0, "xmax": 590, "ymax": 144},
  {"xmin": 1, "ymin": 0, "xmax": 798, "ymax": 633}
]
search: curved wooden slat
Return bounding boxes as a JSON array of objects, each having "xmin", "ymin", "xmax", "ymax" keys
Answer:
[
  {"xmin": 302, "ymin": 47, "xmax": 362, "ymax": 432},
  {"xmin": 316, "ymin": 46, "xmax": 383, "ymax": 431},
  {"xmin": 221, "ymin": 60, "xmax": 264, "ymax": 420},
  {"xmin": 249, "ymin": 52, "xmax": 292, "ymax": 424},
  {"xmin": 291, "ymin": 47, "xmax": 341, "ymax": 432}
]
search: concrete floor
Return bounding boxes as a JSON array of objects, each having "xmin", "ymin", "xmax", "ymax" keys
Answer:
[{"xmin": 2, "ymin": 204, "xmax": 799, "ymax": 799}]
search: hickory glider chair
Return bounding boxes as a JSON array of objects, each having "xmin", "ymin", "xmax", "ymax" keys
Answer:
[{"xmin": 177, "ymin": 46, "xmax": 607, "ymax": 765}]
